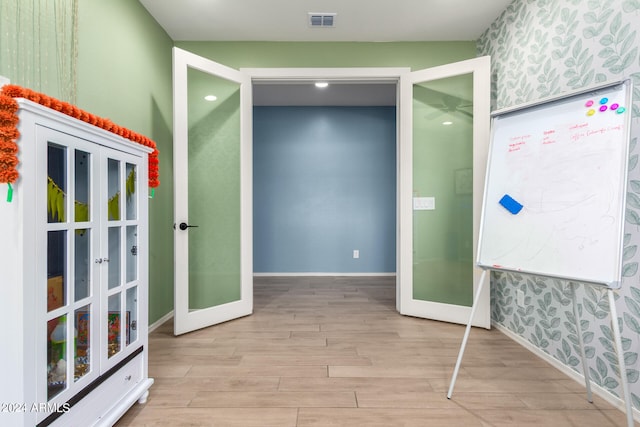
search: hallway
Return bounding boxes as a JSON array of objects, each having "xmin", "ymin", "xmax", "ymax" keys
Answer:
[{"xmin": 117, "ymin": 276, "xmax": 632, "ymax": 426}]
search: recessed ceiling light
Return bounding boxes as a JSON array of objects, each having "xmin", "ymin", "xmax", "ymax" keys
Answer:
[
  {"xmin": 315, "ymin": 82, "xmax": 329, "ymax": 88},
  {"xmin": 204, "ymin": 95, "xmax": 217, "ymax": 101},
  {"xmin": 442, "ymin": 121, "xmax": 453, "ymax": 126}
]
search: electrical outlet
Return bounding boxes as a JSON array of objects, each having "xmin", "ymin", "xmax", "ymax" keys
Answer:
[
  {"xmin": 353, "ymin": 250, "xmax": 359, "ymax": 259},
  {"xmin": 517, "ymin": 289, "xmax": 525, "ymax": 307}
]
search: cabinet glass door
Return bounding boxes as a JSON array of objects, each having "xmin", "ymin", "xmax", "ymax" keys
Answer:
[
  {"xmin": 41, "ymin": 129, "xmax": 99, "ymax": 417},
  {"xmin": 101, "ymin": 152, "xmax": 142, "ymax": 365},
  {"xmin": 36, "ymin": 121, "xmax": 148, "ymax": 423}
]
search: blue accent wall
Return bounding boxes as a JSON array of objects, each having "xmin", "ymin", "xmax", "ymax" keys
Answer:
[{"xmin": 253, "ymin": 106, "xmax": 396, "ymax": 273}]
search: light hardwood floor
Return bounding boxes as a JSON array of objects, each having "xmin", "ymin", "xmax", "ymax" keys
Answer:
[{"xmin": 116, "ymin": 276, "xmax": 634, "ymax": 426}]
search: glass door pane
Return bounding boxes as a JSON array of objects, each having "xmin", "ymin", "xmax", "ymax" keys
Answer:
[
  {"xmin": 125, "ymin": 163, "xmax": 137, "ymax": 220},
  {"xmin": 74, "ymin": 229, "xmax": 91, "ymax": 301},
  {"xmin": 107, "ymin": 159, "xmax": 121, "ymax": 221},
  {"xmin": 412, "ymin": 74, "xmax": 474, "ymax": 307},
  {"xmin": 107, "ymin": 227, "xmax": 122, "ymax": 289},
  {"xmin": 47, "ymin": 231, "xmax": 67, "ymax": 312},
  {"xmin": 126, "ymin": 287, "xmax": 138, "ymax": 345},
  {"xmin": 400, "ymin": 56, "xmax": 491, "ymax": 328},
  {"xmin": 48, "ymin": 144, "xmax": 67, "ymax": 223},
  {"xmin": 107, "ymin": 294, "xmax": 122, "ymax": 358},
  {"xmin": 102, "ymin": 149, "xmax": 142, "ymax": 364},
  {"xmin": 126, "ymin": 225, "xmax": 138, "ymax": 283},
  {"xmin": 187, "ymin": 66, "xmax": 242, "ymax": 310},
  {"xmin": 47, "ymin": 313, "xmax": 67, "ymax": 399},
  {"xmin": 75, "ymin": 150, "xmax": 91, "ymax": 222},
  {"xmin": 74, "ymin": 305, "xmax": 91, "ymax": 382}
]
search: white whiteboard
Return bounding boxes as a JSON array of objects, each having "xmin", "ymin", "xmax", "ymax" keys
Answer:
[{"xmin": 477, "ymin": 80, "xmax": 633, "ymax": 288}]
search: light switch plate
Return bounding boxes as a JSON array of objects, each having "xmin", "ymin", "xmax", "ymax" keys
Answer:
[{"xmin": 413, "ymin": 197, "xmax": 435, "ymax": 210}]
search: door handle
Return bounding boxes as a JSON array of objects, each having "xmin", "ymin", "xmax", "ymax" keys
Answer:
[{"xmin": 178, "ymin": 222, "xmax": 199, "ymax": 231}]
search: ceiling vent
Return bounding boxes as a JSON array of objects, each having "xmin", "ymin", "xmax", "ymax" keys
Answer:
[{"xmin": 308, "ymin": 13, "xmax": 336, "ymax": 28}]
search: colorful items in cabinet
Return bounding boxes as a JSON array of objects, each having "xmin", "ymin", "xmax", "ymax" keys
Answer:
[
  {"xmin": 107, "ymin": 311, "xmax": 131, "ymax": 357},
  {"xmin": 107, "ymin": 312, "xmax": 121, "ymax": 357},
  {"xmin": 49, "ymin": 315, "xmax": 67, "ymax": 365},
  {"xmin": 75, "ymin": 311, "xmax": 90, "ymax": 357},
  {"xmin": 47, "ymin": 276, "xmax": 64, "ymax": 311}
]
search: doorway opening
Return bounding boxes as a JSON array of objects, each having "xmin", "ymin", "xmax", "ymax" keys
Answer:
[{"xmin": 251, "ymin": 80, "xmax": 399, "ymax": 281}]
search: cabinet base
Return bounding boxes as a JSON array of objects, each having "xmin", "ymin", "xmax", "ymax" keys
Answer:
[
  {"xmin": 45, "ymin": 351, "xmax": 153, "ymax": 427},
  {"xmin": 94, "ymin": 379, "xmax": 154, "ymax": 427}
]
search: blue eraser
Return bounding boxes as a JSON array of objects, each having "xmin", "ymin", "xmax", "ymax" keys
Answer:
[{"xmin": 499, "ymin": 194, "xmax": 523, "ymax": 214}]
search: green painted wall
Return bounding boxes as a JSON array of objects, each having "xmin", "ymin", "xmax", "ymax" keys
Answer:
[
  {"xmin": 175, "ymin": 41, "xmax": 476, "ymax": 70},
  {"xmin": 77, "ymin": 0, "xmax": 174, "ymax": 325},
  {"xmin": 2, "ymin": 0, "xmax": 478, "ymax": 324},
  {"xmin": 0, "ymin": 1, "xmax": 76, "ymax": 101}
]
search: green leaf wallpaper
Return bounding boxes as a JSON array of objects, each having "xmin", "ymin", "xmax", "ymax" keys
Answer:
[{"xmin": 478, "ymin": 0, "xmax": 640, "ymax": 407}]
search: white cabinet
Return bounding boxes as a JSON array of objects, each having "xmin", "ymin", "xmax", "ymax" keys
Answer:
[{"xmin": 0, "ymin": 99, "xmax": 153, "ymax": 426}]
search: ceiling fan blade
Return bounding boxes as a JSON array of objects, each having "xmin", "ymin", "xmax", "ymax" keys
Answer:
[{"xmin": 425, "ymin": 110, "xmax": 445, "ymax": 120}]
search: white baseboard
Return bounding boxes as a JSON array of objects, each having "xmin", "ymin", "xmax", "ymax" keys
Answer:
[
  {"xmin": 493, "ymin": 322, "xmax": 639, "ymax": 421},
  {"xmin": 253, "ymin": 272, "xmax": 397, "ymax": 277},
  {"xmin": 149, "ymin": 310, "xmax": 173, "ymax": 332}
]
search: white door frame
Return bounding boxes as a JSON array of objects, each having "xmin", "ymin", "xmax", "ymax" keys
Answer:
[
  {"xmin": 174, "ymin": 57, "xmax": 490, "ymax": 327},
  {"xmin": 244, "ymin": 66, "xmax": 409, "ymax": 309},
  {"xmin": 173, "ymin": 47, "xmax": 253, "ymax": 335}
]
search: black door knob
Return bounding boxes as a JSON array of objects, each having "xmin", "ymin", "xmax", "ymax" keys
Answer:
[{"xmin": 178, "ymin": 222, "xmax": 199, "ymax": 231}]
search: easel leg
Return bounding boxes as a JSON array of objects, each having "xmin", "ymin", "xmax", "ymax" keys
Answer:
[
  {"xmin": 447, "ymin": 269, "xmax": 488, "ymax": 399},
  {"xmin": 608, "ymin": 289, "xmax": 634, "ymax": 427},
  {"xmin": 572, "ymin": 282, "xmax": 593, "ymax": 403}
]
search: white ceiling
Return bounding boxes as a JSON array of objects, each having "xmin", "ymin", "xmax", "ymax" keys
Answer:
[
  {"xmin": 139, "ymin": 0, "xmax": 513, "ymax": 42},
  {"xmin": 142, "ymin": 0, "xmax": 511, "ymax": 106}
]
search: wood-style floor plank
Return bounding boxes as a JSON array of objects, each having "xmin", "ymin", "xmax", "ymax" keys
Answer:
[{"xmin": 115, "ymin": 276, "xmax": 636, "ymax": 426}]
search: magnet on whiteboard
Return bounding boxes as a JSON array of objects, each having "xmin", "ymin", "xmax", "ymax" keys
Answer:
[{"xmin": 499, "ymin": 194, "xmax": 523, "ymax": 214}]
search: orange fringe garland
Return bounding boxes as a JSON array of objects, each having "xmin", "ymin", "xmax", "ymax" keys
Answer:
[{"xmin": 0, "ymin": 84, "xmax": 159, "ymax": 188}]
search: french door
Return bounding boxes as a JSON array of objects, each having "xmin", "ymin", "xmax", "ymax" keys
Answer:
[
  {"xmin": 172, "ymin": 47, "xmax": 253, "ymax": 335},
  {"xmin": 399, "ymin": 56, "xmax": 491, "ymax": 328},
  {"xmin": 172, "ymin": 48, "xmax": 491, "ymax": 334}
]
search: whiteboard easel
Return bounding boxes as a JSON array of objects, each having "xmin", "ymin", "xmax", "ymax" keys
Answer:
[
  {"xmin": 448, "ymin": 80, "xmax": 635, "ymax": 427},
  {"xmin": 447, "ymin": 270, "xmax": 632, "ymax": 427}
]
